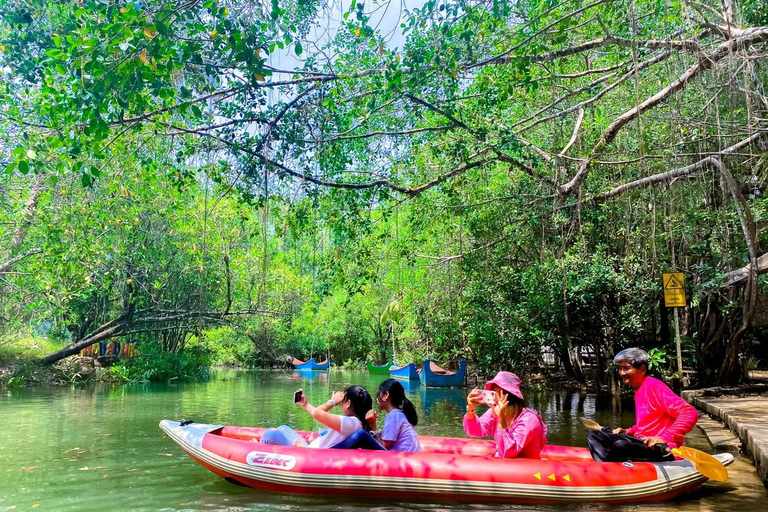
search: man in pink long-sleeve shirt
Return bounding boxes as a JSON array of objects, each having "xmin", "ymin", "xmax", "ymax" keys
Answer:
[{"xmin": 587, "ymin": 348, "xmax": 698, "ymax": 462}]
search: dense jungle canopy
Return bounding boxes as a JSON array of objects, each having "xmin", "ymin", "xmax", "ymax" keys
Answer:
[{"xmin": 1, "ymin": 0, "xmax": 767, "ymax": 387}]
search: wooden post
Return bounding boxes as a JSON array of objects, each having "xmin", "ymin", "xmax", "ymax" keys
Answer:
[
  {"xmin": 663, "ymin": 273, "xmax": 686, "ymax": 390},
  {"xmin": 674, "ymin": 307, "xmax": 684, "ymax": 389}
]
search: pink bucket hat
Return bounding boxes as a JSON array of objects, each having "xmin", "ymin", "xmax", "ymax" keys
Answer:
[{"xmin": 485, "ymin": 371, "xmax": 524, "ymax": 401}]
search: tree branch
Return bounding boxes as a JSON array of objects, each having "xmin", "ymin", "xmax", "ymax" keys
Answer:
[
  {"xmin": 0, "ymin": 248, "xmax": 43, "ymax": 274},
  {"xmin": 588, "ymin": 130, "xmax": 768, "ymax": 201},
  {"xmin": 298, "ymin": 124, "xmax": 456, "ymax": 144},
  {"xmin": 558, "ymin": 27, "xmax": 768, "ymax": 197},
  {"xmin": 469, "ymin": 0, "xmax": 616, "ymax": 68},
  {"xmin": 39, "ymin": 307, "xmax": 275, "ymax": 365},
  {"xmin": 519, "ymin": 50, "xmax": 672, "ymax": 132},
  {"xmin": 559, "ymin": 108, "xmax": 585, "ymax": 156}
]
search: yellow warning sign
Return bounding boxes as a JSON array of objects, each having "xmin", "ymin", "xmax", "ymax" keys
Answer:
[{"xmin": 663, "ymin": 273, "xmax": 686, "ymax": 307}]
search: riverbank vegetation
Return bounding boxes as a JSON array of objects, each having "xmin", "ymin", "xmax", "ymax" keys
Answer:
[{"xmin": 1, "ymin": 0, "xmax": 767, "ymax": 388}]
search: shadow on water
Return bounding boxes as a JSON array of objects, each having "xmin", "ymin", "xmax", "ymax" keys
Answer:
[{"xmin": 1, "ymin": 369, "xmax": 766, "ymax": 511}]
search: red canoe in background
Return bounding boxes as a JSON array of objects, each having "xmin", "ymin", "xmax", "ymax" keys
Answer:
[{"xmin": 159, "ymin": 420, "xmax": 733, "ymax": 504}]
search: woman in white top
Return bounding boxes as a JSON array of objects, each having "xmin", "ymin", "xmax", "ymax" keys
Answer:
[{"xmin": 261, "ymin": 385, "xmax": 373, "ymax": 449}]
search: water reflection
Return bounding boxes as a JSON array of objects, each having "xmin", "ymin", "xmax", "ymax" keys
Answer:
[
  {"xmin": 419, "ymin": 386, "xmax": 466, "ymax": 417},
  {"xmin": 291, "ymin": 369, "xmax": 329, "ymax": 383},
  {"xmin": 396, "ymin": 376, "xmax": 419, "ymax": 393}
]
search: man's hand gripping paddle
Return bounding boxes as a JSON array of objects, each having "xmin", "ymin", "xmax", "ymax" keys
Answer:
[{"xmin": 579, "ymin": 417, "xmax": 728, "ymax": 482}]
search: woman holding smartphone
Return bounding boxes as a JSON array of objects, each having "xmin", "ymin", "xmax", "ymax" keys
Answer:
[
  {"xmin": 463, "ymin": 371, "xmax": 547, "ymax": 458},
  {"xmin": 261, "ymin": 385, "xmax": 373, "ymax": 448}
]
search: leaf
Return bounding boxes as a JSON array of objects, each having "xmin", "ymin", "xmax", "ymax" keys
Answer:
[
  {"xmin": 45, "ymin": 48, "xmax": 65, "ymax": 59},
  {"xmin": 295, "ymin": 41, "xmax": 302, "ymax": 56},
  {"xmin": 26, "ymin": 149, "xmax": 37, "ymax": 159},
  {"xmin": 18, "ymin": 161, "xmax": 29, "ymax": 174},
  {"xmin": 143, "ymin": 26, "xmax": 157, "ymax": 39},
  {"xmin": 254, "ymin": 73, "xmax": 265, "ymax": 81},
  {"xmin": 139, "ymin": 49, "xmax": 147, "ymax": 63}
]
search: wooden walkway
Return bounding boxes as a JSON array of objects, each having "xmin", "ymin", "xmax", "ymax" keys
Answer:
[{"xmin": 684, "ymin": 385, "xmax": 768, "ymax": 487}]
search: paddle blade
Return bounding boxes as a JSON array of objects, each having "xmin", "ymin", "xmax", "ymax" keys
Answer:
[
  {"xmin": 579, "ymin": 417, "xmax": 603, "ymax": 432},
  {"xmin": 671, "ymin": 447, "xmax": 729, "ymax": 482}
]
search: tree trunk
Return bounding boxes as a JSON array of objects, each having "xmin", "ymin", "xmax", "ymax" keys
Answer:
[
  {"xmin": 694, "ymin": 159, "xmax": 761, "ymax": 386},
  {"xmin": 9, "ymin": 174, "xmax": 45, "ymax": 253}
]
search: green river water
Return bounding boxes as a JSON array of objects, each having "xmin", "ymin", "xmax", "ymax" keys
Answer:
[{"xmin": 1, "ymin": 369, "xmax": 766, "ymax": 511}]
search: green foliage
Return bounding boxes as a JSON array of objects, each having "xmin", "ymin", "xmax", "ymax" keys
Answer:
[
  {"xmin": 107, "ymin": 341, "xmax": 211, "ymax": 383},
  {"xmin": 1, "ymin": 0, "xmax": 766, "ymax": 388},
  {"xmin": 0, "ymin": 332, "xmax": 63, "ymax": 363},
  {"xmin": 203, "ymin": 327, "xmax": 265, "ymax": 367},
  {"xmin": 741, "ymin": 0, "xmax": 768, "ymax": 25},
  {"xmin": 647, "ymin": 348, "xmax": 669, "ymax": 372},
  {"xmin": 3, "ymin": 360, "xmax": 41, "ymax": 387}
]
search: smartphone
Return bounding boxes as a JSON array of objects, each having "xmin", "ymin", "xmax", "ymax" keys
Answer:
[
  {"xmin": 293, "ymin": 389, "xmax": 303, "ymax": 403},
  {"xmin": 481, "ymin": 390, "xmax": 497, "ymax": 405}
]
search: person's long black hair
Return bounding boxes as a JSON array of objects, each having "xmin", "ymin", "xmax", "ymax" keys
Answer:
[
  {"xmin": 344, "ymin": 385, "xmax": 373, "ymax": 432},
  {"xmin": 504, "ymin": 392, "xmax": 525, "ymax": 421},
  {"xmin": 378, "ymin": 378, "xmax": 418, "ymax": 426}
]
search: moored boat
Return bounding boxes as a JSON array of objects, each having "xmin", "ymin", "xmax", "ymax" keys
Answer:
[
  {"xmin": 420, "ymin": 359, "xmax": 467, "ymax": 387},
  {"xmin": 367, "ymin": 359, "xmax": 393, "ymax": 374},
  {"xmin": 389, "ymin": 362, "xmax": 420, "ymax": 380},
  {"xmin": 160, "ymin": 420, "xmax": 733, "ymax": 504},
  {"xmin": 291, "ymin": 357, "xmax": 330, "ymax": 370}
]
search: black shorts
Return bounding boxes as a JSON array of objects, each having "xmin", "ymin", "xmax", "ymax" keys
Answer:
[{"xmin": 587, "ymin": 429, "xmax": 675, "ymax": 463}]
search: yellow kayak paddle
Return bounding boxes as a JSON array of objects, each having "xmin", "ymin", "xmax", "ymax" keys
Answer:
[{"xmin": 579, "ymin": 417, "xmax": 728, "ymax": 482}]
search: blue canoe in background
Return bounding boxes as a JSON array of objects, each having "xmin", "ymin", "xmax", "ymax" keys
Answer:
[
  {"xmin": 389, "ymin": 362, "xmax": 420, "ymax": 380},
  {"xmin": 419, "ymin": 359, "xmax": 467, "ymax": 387},
  {"xmin": 291, "ymin": 357, "xmax": 330, "ymax": 370}
]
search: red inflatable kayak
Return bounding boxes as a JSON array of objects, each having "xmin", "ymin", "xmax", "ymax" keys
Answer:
[{"xmin": 159, "ymin": 420, "xmax": 732, "ymax": 504}]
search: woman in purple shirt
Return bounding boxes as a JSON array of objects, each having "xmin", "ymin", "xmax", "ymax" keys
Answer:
[{"xmin": 366, "ymin": 379, "xmax": 421, "ymax": 452}]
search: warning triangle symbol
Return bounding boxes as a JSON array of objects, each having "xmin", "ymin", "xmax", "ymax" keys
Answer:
[{"xmin": 665, "ymin": 275, "xmax": 684, "ymax": 290}]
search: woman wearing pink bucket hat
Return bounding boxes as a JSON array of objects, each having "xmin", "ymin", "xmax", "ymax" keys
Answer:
[{"xmin": 463, "ymin": 371, "xmax": 548, "ymax": 458}]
